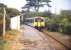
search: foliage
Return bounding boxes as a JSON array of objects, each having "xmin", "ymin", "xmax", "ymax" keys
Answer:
[
  {"xmin": 39, "ymin": 11, "xmax": 52, "ymax": 17},
  {"xmin": 22, "ymin": 0, "xmax": 51, "ymax": 17},
  {"xmin": 5, "ymin": 30, "xmax": 20, "ymax": 41},
  {"xmin": 25, "ymin": 0, "xmax": 51, "ymax": 8},
  {"xmin": 6, "ymin": 8, "xmax": 20, "ymax": 17},
  {"xmin": 0, "ymin": 39, "xmax": 7, "ymax": 50},
  {"xmin": 0, "ymin": 30, "xmax": 20, "ymax": 50},
  {"xmin": 25, "ymin": 11, "xmax": 52, "ymax": 18},
  {"xmin": 47, "ymin": 10, "xmax": 71, "ymax": 35}
]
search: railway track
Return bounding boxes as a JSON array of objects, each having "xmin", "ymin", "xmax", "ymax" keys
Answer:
[
  {"xmin": 24, "ymin": 25, "xmax": 71, "ymax": 50},
  {"xmin": 42, "ymin": 30, "xmax": 71, "ymax": 50}
]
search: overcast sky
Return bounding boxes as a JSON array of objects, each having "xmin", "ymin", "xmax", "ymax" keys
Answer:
[{"xmin": 0, "ymin": 0, "xmax": 71, "ymax": 14}]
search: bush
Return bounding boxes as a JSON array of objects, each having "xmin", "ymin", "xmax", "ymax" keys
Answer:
[
  {"xmin": 47, "ymin": 23, "xmax": 59, "ymax": 32},
  {"xmin": 0, "ymin": 39, "xmax": 7, "ymax": 50},
  {"xmin": 63, "ymin": 25, "xmax": 71, "ymax": 35}
]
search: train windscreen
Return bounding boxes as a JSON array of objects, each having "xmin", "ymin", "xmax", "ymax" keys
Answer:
[{"xmin": 35, "ymin": 18, "xmax": 44, "ymax": 22}]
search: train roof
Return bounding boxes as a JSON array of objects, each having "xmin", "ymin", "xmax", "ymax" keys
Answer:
[
  {"xmin": 34, "ymin": 16, "xmax": 45, "ymax": 19},
  {"xmin": 25, "ymin": 16, "xmax": 45, "ymax": 19}
]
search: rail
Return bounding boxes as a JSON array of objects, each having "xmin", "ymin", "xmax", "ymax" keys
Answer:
[{"xmin": 42, "ymin": 30, "xmax": 71, "ymax": 50}]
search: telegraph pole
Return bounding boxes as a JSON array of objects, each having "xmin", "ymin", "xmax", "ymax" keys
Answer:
[
  {"xmin": 0, "ymin": 3, "xmax": 6, "ymax": 38},
  {"xmin": 3, "ymin": 7, "xmax": 6, "ymax": 38}
]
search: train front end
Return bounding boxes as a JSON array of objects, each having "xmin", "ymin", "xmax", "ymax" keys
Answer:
[{"xmin": 33, "ymin": 17, "xmax": 45, "ymax": 31}]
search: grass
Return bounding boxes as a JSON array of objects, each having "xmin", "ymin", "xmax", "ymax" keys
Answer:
[
  {"xmin": 0, "ymin": 30, "xmax": 21, "ymax": 50},
  {"xmin": 5, "ymin": 30, "xmax": 20, "ymax": 40}
]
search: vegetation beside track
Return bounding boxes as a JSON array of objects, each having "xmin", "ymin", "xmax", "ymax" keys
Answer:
[
  {"xmin": 43, "ymin": 30, "xmax": 71, "ymax": 50},
  {"xmin": 0, "ymin": 30, "xmax": 21, "ymax": 50}
]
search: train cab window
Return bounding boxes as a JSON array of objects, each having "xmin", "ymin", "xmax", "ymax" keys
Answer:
[{"xmin": 35, "ymin": 18, "xmax": 44, "ymax": 22}]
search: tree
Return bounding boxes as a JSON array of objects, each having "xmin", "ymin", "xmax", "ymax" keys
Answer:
[
  {"xmin": 57, "ymin": 10, "xmax": 71, "ymax": 35},
  {"xmin": 39, "ymin": 11, "xmax": 52, "ymax": 17},
  {"xmin": 60, "ymin": 10, "xmax": 71, "ymax": 22},
  {"xmin": 0, "ymin": 3, "xmax": 20, "ymax": 17},
  {"xmin": 22, "ymin": 0, "xmax": 51, "ymax": 17},
  {"xmin": 6, "ymin": 8, "xmax": 20, "ymax": 18}
]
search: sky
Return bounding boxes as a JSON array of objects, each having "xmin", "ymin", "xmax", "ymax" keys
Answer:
[{"xmin": 0, "ymin": 0, "xmax": 71, "ymax": 14}]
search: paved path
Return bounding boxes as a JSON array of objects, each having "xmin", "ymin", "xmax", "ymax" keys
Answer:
[{"xmin": 10, "ymin": 25, "xmax": 55, "ymax": 50}]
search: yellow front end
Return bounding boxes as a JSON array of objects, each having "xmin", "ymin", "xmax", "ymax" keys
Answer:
[{"xmin": 33, "ymin": 22, "xmax": 45, "ymax": 27}]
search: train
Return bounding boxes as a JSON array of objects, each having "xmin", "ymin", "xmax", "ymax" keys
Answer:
[{"xmin": 24, "ymin": 16, "xmax": 47, "ymax": 31}]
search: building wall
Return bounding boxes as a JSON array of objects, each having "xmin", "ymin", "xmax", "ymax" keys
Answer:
[{"xmin": 10, "ymin": 16, "xmax": 20, "ymax": 30}]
